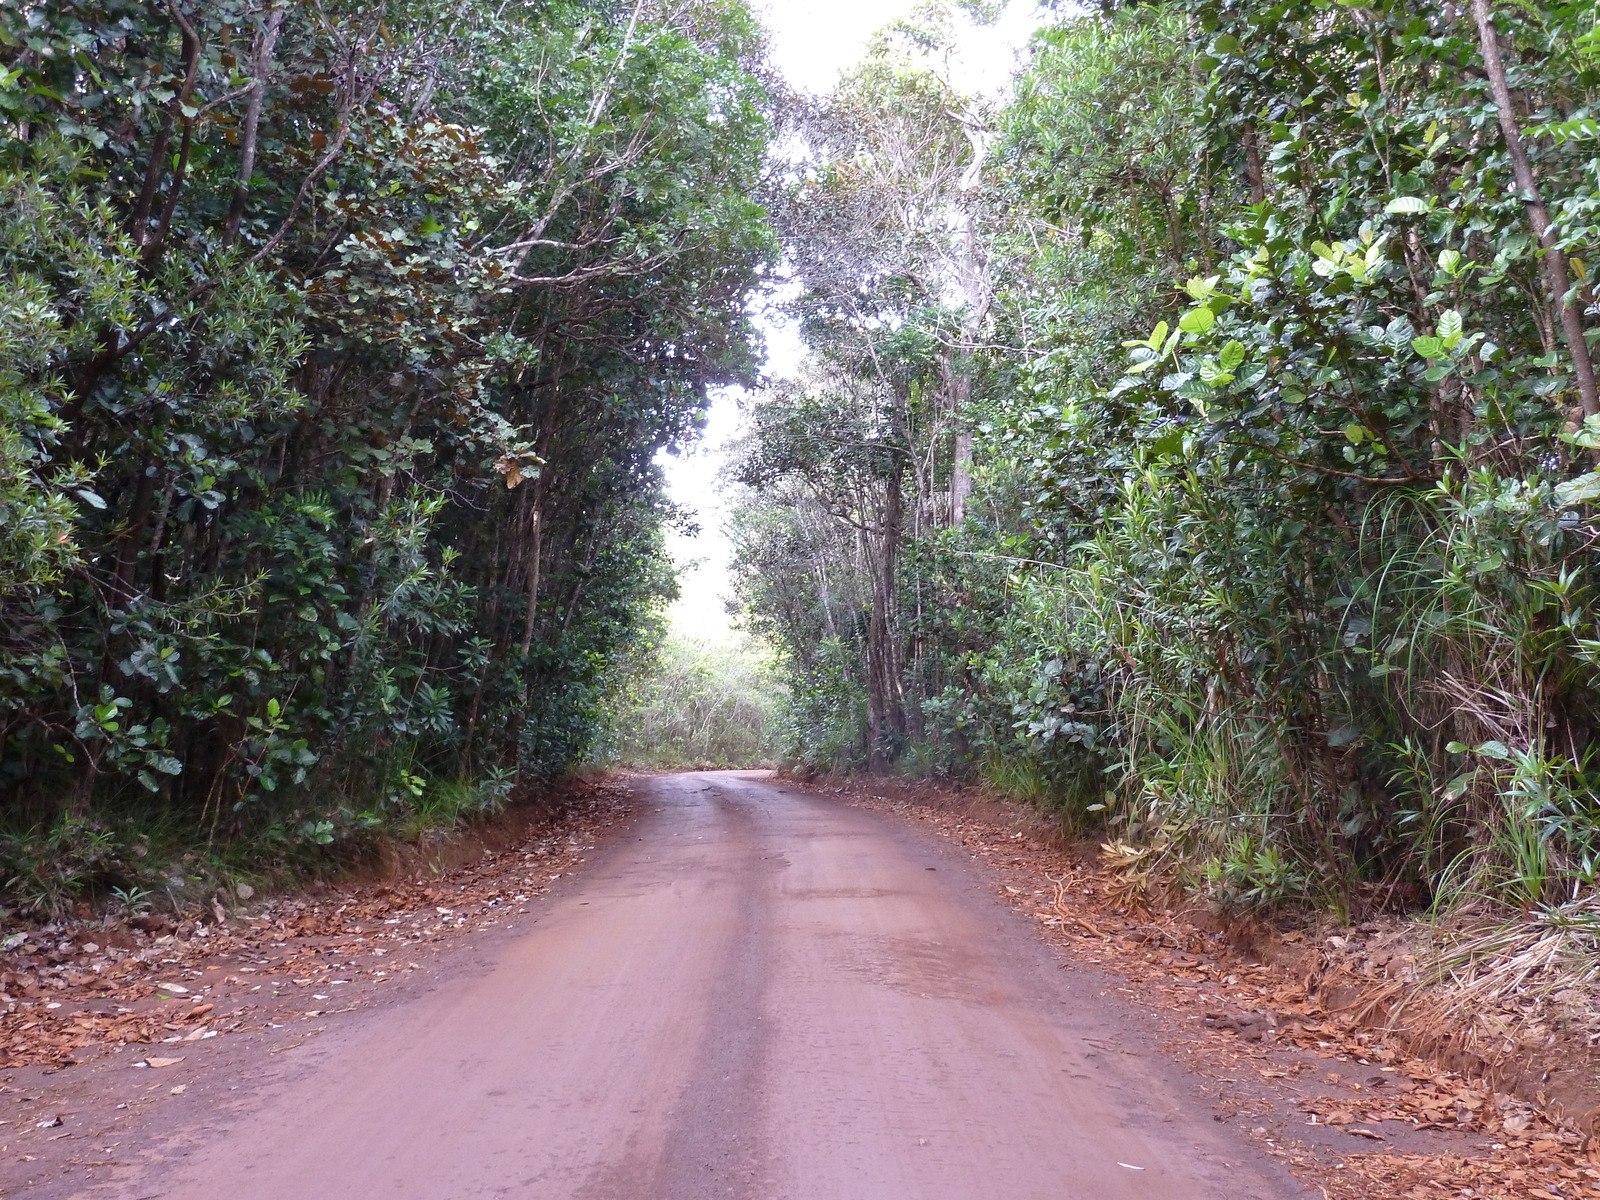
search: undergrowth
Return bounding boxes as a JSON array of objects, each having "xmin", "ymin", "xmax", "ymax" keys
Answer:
[{"xmin": 0, "ymin": 765, "xmax": 523, "ymax": 922}]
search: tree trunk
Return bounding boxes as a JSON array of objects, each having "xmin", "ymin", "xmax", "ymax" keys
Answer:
[
  {"xmin": 518, "ymin": 507, "xmax": 544, "ymax": 657},
  {"xmin": 949, "ymin": 208, "xmax": 990, "ymax": 524},
  {"xmin": 1472, "ymin": 0, "xmax": 1600, "ymax": 420},
  {"xmin": 866, "ymin": 467, "xmax": 907, "ymax": 770},
  {"xmin": 222, "ymin": 8, "xmax": 287, "ymax": 248},
  {"xmin": 1241, "ymin": 122, "xmax": 1267, "ymax": 204}
]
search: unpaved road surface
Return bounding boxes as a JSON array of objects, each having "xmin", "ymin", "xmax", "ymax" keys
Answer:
[{"xmin": 112, "ymin": 771, "xmax": 1309, "ymax": 1199}]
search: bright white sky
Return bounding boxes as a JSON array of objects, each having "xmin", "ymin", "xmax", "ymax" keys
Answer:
[{"xmin": 658, "ymin": 0, "xmax": 1045, "ymax": 643}]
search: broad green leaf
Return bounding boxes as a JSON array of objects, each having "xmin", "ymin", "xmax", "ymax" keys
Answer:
[
  {"xmin": 1561, "ymin": 416, "xmax": 1600, "ymax": 450},
  {"xmin": 1554, "ymin": 472, "xmax": 1600, "ymax": 507},
  {"xmin": 1385, "ymin": 195, "xmax": 1431, "ymax": 214},
  {"xmin": 1411, "ymin": 335, "xmax": 1446, "ymax": 359},
  {"xmin": 1218, "ymin": 340, "xmax": 1246, "ymax": 370},
  {"xmin": 1178, "ymin": 307, "xmax": 1215, "ymax": 335},
  {"xmin": 1150, "ymin": 429, "xmax": 1184, "ymax": 459}
]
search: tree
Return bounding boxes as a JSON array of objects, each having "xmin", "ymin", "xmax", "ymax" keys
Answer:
[{"xmin": 0, "ymin": 0, "xmax": 777, "ymax": 898}]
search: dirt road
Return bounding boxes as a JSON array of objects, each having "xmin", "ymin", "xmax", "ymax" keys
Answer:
[{"xmin": 123, "ymin": 771, "xmax": 1308, "ymax": 1199}]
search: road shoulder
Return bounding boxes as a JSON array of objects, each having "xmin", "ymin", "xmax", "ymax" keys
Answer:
[
  {"xmin": 792, "ymin": 773, "xmax": 1600, "ymax": 1200},
  {"xmin": 0, "ymin": 779, "xmax": 636, "ymax": 1198}
]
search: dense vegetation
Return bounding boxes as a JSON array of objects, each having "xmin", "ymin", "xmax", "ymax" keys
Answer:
[
  {"xmin": 0, "ymin": 0, "xmax": 774, "ymax": 912},
  {"xmin": 604, "ymin": 630, "xmax": 780, "ymax": 769},
  {"xmin": 9, "ymin": 0, "xmax": 1600, "ymax": 928},
  {"xmin": 735, "ymin": 0, "xmax": 1600, "ymax": 917}
]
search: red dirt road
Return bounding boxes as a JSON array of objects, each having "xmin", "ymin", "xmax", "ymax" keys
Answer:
[{"xmin": 118, "ymin": 771, "xmax": 1309, "ymax": 1199}]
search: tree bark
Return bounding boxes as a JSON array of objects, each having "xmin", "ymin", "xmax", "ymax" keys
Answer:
[
  {"xmin": 222, "ymin": 7, "xmax": 287, "ymax": 248},
  {"xmin": 1241, "ymin": 122, "xmax": 1267, "ymax": 204},
  {"xmin": 866, "ymin": 465, "xmax": 907, "ymax": 770},
  {"xmin": 1472, "ymin": 0, "xmax": 1600, "ymax": 420},
  {"xmin": 518, "ymin": 507, "xmax": 544, "ymax": 657},
  {"xmin": 949, "ymin": 209, "xmax": 990, "ymax": 524}
]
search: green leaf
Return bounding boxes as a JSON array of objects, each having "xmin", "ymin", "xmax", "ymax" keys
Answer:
[
  {"xmin": 1554, "ymin": 472, "xmax": 1600, "ymax": 507},
  {"xmin": 1385, "ymin": 195, "xmax": 1432, "ymax": 214},
  {"xmin": 1150, "ymin": 429, "xmax": 1184, "ymax": 459},
  {"xmin": 1437, "ymin": 309, "xmax": 1463, "ymax": 343},
  {"xmin": 1343, "ymin": 423, "xmax": 1368, "ymax": 443},
  {"xmin": 1561, "ymin": 416, "xmax": 1600, "ymax": 450},
  {"xmin": 1475, "ymin": 740, "xmax": 1512, "ymax": 760},
  {"xmin": 1412, "ymin": 335, "xmax": 1446, "ymax": 359},
  {"xmin": 1218, "ymin": 340, "xmax": 1246, "ymax": 370},
  {"xmin": 1147, "ymin": 320, "xmax": 1169, "ymax": 350},
  {"xmin": 1178, "ymin": 307, "xmax": 1215, "ymax": 335},
  {"xmin": 266, "ymin": 697, "xmax": 281, "ymax": 720}
]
